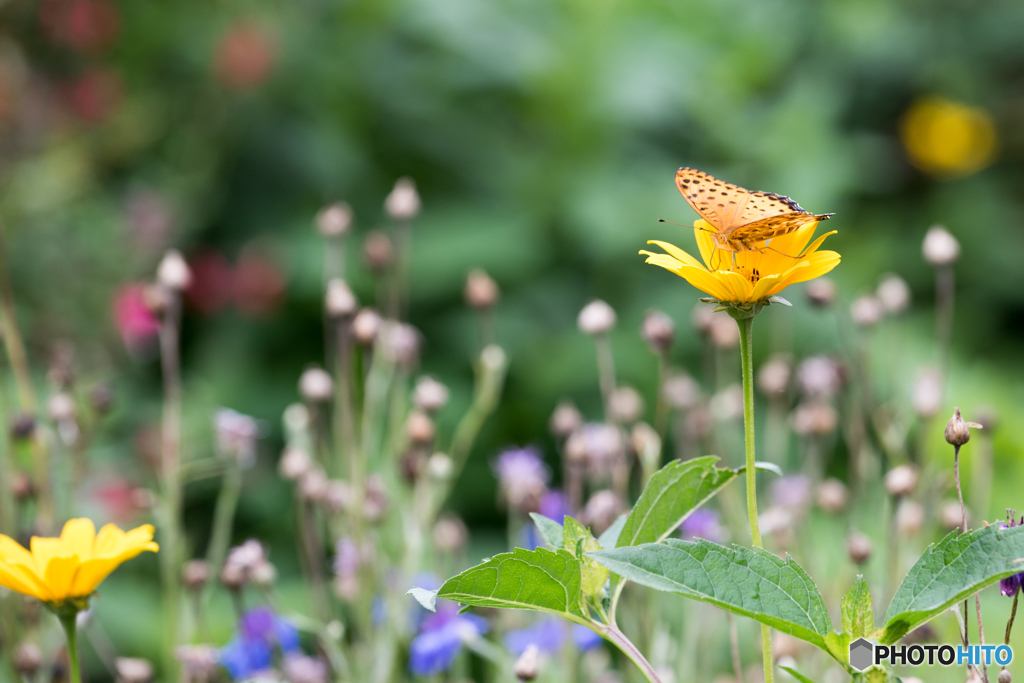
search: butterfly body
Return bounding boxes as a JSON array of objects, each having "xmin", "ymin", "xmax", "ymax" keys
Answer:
[{"xmin": 674, "ymin": 168, "xmax": 833, "ymax": 255}]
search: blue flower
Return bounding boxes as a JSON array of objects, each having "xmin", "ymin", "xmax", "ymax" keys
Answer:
[
  {"xmin": 219, "ymin": 608, "xmax": 301, "ymax": 680},
  {"xmin": 503, "ymin": 618, "xmax": 603, "ymax": 656},
  {"xmin": 408, "ymin": 603, "xmax": 488, "ymax": 677}
]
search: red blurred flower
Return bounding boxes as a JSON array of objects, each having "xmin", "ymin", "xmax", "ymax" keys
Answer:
[
  {"xmin": 186, "ymin": 251, "xmax": 234, "ymax": 315},
  {"xmin": 233, "ymin": 247, "xmax": 286, "ymax": 317},
  {"xmin": 213, "ymin": 23, "xmax": 276, "ymax": 91},
  {"xmin": 92, "ymin": 477, "xmax": 149, "ymax": 524},
  {"xmin": 113, "ymin": 284, "xmax": 160, "ymax": 351},
  {"xmin": 40, "ymin": 0, "xmax": 119, "ymax": 52},
  {"xmin": 65, "ymin": 68, "xmax": 121, "ymax": 123}
]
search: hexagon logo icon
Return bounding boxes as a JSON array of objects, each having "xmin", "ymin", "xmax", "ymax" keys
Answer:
[{"xmin": 849, "ymin": 638, "xmax": 874, "ymax": 671}]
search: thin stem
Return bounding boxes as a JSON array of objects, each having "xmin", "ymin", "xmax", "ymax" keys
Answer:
[
  {"xmin": 600, "ymin": 624, "xmax": 662, "ymax": 683},
  {"xmin": 58, "ymin": 611, "xmax": 81, "ymax": 683},
  {"xmin": 1004, "ymin": 591, "xmax": 1018, "ymax": 646},
  {"xmin": 737, "ymin": 316, "xmax": 773, "ymax": 683},
  {"xmin": 976, "ymin": 594, "xmax": 988, "ymax": 682},
  {"xmin": 728, "ymin": 613, "xmax": 745, "ymax": 683},
  {"xmin": 201, "ymin": 461, "xmax": 243, "ymax": 610},
  {"xmin": 159, "ymin": 290, "xmax": 183, "ymax": 680},
  {"xmin": 654, "ymin": 349, "xmax": 670, "ymax": 438},
  {"xmin": 954, "ymin": 443, "xmax": 982, "ymax": 679},
  {"xmin": 594, "ymin": 333, "xmax": 617, "ymax": 420}
]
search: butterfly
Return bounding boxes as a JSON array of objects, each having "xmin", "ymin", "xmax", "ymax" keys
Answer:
[{"xmin": 674, "ymin": 168, "xmax": 833, "ymax": 256}]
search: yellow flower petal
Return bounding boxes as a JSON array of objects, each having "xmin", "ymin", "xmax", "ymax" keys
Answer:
[
  {"xmin": 645, "ymin": 241, "xmax": 706, "ymax": 270},
  {"xmin": 675, "ymin": 265, "xmax": 734, "ymax": 301},
  {"xmin": 717, "ymin": 270, "xmax": 755, "ymax": 302},
  {"xmin": 61, "ymin": 518, "xmax": 97, "ymax": 563},
  {"xmin": 693, "ymin": 221, "xmax": 717, "ymax": 270}
]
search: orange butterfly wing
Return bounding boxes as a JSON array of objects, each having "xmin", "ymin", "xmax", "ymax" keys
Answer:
[{"xmin": 675, "ymin": 168, "xmax": 832, "ymax": 247}]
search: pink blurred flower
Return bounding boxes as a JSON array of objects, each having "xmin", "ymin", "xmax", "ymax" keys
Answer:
[
  {"xmin": 40, "ymin": 0, "xmax": 120, "ymax": 53},
  {"xmin": 214, "ymin": 23, "xmax": 276, "ymax": 91},
  {"xmin": 186, "ymin": 251, "xmax": 234, "ymax": 315},
  {"xmin": 233, "ymin": 247, "xmax": 286, "ymax": 317},
  {"xmin": 113, "ymin": 284, "xmax": 160, "ymax": 351},
  {"xmin": 92, "ymin": 477, "xmax": 149, "ymax": 524},
  {"xmin": 65, "ymin": 68, "xmax": 121, "ymax": 123}
]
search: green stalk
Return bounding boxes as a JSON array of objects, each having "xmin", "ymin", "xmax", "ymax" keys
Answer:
[
  {"xmin": 737, "ymin": 315, "xmax": 773, "ymax": 683},
  {"xmin": 600, "ymin": 624, "xmax": 662, "ymax": 683},
  {"xmin": 201, "ymin": 461, "xmax": 243, "ymax": 609},
  {"xmin": 57, "ymin": 611, "xmax": 81, "ymax": 683}
]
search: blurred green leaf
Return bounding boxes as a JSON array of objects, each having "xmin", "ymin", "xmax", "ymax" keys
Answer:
[{"xmin": 529, "ymin": 512, "xmax": 565, "ymax": 550}]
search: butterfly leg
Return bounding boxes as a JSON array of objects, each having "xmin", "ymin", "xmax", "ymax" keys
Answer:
[{"xmin": 762, "ymin": 244, "xmax": 802, "ymax": 260}]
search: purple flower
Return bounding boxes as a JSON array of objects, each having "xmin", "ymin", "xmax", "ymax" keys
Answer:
[
  {"xmin": 539, "ymin": 490, "xmax": 572, "ymax": 522},
  {"xmin": 681, "ymin": 509, "xmax": 724, "ymax": 543},
  {"xmin": 220, "ymin": 636, "xmax": 272, "ymax": 680},
  {"xmin": 409, "ymin": 603, "xmax": 488, "ymax": 676},
  {"xmin": 1001, "ymin": 512, "xmax": 1024, "ymax": 598},
  {"xmin": 770, "ymin": 475, "xmax": 812, "ymax": 510},
  {"xmin": 493, "ymin": 447, "xmax": 550, "ymax": 511},
  {"xmin": 572, "ymin": 625, "xmax": 603, "ymax": 652}
]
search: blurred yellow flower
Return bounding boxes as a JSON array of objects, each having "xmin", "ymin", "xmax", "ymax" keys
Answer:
[
  {"xmin": 900, "ymin": 97, "xmax": 997, "ymax": 177},
  {"xmin": 640, "ymin": 220, "xmax": 840, "ymax": 304},
  {"xmin": 0, "ymin": 518, "xmax": 158, "ymax": 604}
]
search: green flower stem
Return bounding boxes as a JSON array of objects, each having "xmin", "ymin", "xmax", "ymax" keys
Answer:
[
  {"xmin": 57, "ymin": 611, "xmax": 81, "ymax": 683},
  {"xmin": 599, "ymin": 624, "xmax": 662, "ymax": 683},
  {"xmin": 201, "ymin": 459, "xmax": 243, "ymax": 611},
  {"xmin": 737, "ymin": 315, "xmax": 773, "ymax": 683}
]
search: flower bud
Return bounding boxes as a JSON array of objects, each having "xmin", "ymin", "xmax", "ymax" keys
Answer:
[
  {"xmin": 47, "ymin": 393, "xmax": 76, "ymax": 423},
  {"xmin": 922, "ymin": 224, "xmax": 960, "ymax": 266},
  {"xmin": 577, "ymin": 300, "xmax": 616, "ymax": 335},
  {"xmin": 11, "ymin": 472, "xmax": 34, "ymax": 501},
  {"xmin": 427, "ymin": 452, "xmax": 453, "ymax": 480},
  {"xmin": 362, "ymin": 230, "xmax": 393, "ymax": 272},
  {"xmin": 850, "ymin": 295, "xmax": 883, "ymax": 328},
  {"xmin": 581, "ymin": 490, "xmax": 619, "ymax": 536},
  {"xmin": 283, "ymin": 403, "xmax": 311, "ymax": 434},
  {"xmin": 385, "ymin": 177, "xmax": 421, "ymax": 220},
  {"xmin": 896, "ymin": 500, "xmax": 925, "ymax": 536},
  {"xmin": 406, "ymin": 409, "xmax": 435, "ymax": 445},
  {"xmin": 299, "ymin": 467, "xmax": 329, "ymax": 502},
  {"xmin": 250, "ymin": 560, "xmax": 277, "ymax": 588},
  {"xmin": 790, "ymin": 401, "xmax": 838, "ymax": 436},
  {"xmin": 325, "ymin": 279, "xmax": 358, "ymax": 318},
  {"xmin": 514, "ymin": 644, "xmax": 539, "ymax": 681},
  {"xmin": 691, "ymin": 304, "xmax": 715, "ymax": 335},
  {"xmin": 805, "ymin": 278, "xmax": 836, "ymax": 308},
  {"xmin": 381, "ymin": 322, "xmax": 421, "ymax": 368},
  {"xmin": 941, "ymin": 500, "xmax": 967, "ymax": 530},
  {"xmin": 433, "ymin": 512, "xmax": 468, "ymax": 552},
  {"xmin": 877, "ymin": 274, "xmax": 911, "ymax": 314},
  {"xmin": 10, "ymin": 413, "xmax": 35, "ymax": 440},
  {"xmin": 641, "ymin": 310, "xmax": 674, "ymax": 353},
  {"xmin": 115, "ymin": 657, "xmax": 154, "ymax": 683},
  {"xmin": 663, "ymin": 373, "xmax": 700, "ymax": 410},
  {"xmin": 323, "ymin": 480, "xmax": 352, "ymax": 514},
  {"xmin": 299, "ymin": 367, "xmax": 334, "ymax": 402},
  {"xmin": 816, "ymin": 478, "xmax": 848, "ymax": 514},
  {"xmin": 549, "ymin": 400, "xmax": 583, "ymax": 439},
  {"xmin": 279, "ymin": 447, "xmax": 313, "ymax": 481},
  {"xmin": 913, "ymin": 368, "xmax": 943, "ymax": 419},
  {"xmin": 609, "ymin": 386, "xmax": 644, "ymax": 424},
  {"xmin": 157, "ymin": 250, "xmax": 192, "ymax": 291},
  {"xmin": 757, "ymin": 355, "xmax": 791, "ymax": 398},
  {"xmin": 848, "ymin": 532, "xmax": 872, "ymax": 565},
  {"xmin": 413, "ymin": 376, "xmax": 449, "ymax": 413},
  {"xmin": 363, "ymin": 474, "xmax": 389, "ymax": 522},
  {"xmin": 999, "ymin": 669, "xmax": 1012, "ymax": 683},
  {"xmin": 89, "ymin": 384, "xmax": 114, "ymax": 414},
  {"xmin": 352, "ymin": 307, "xmax": 382, "ymax": 345},
  {"xmin": 885, "ymin": 465, "xmax": 918, "ymax": 497},
  {"xmin": 181, "ymin": 559, "xmax": 210, "ymax": 590},
  {"xmin": 316, "ymin": 202, "xmax": 353, "ymax": 237},
  {"xmin": 464, "ymin": 269, "xmax": 499, "ymax": 309},
  {"xmin": 13, "ymin": 642, "xmax": 42, "ymax": 676},
  {"xmin": 796, "ymin": 356, "xmax": 842, "ymax": 398},
  {"xmin": 708, "ymin": 313, "xmax": 739, "ymax": 348},
  {"xmin": 945, "ymin": 407, "xmax": 982, "ymax": 447}
]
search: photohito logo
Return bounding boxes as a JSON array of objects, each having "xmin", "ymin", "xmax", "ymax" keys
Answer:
[{"xmin": 849, "ymin": 638, "xmax": 1013, "ymax": 672}]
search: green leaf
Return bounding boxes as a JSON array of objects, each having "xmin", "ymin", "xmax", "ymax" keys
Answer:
[
  {"xmin": 529, "ymin": 512, "xmax": 564, "ymax": 549},
  {"xmin": 842, "ymin": 575, "xmax": 874, "ymax": 639},
  {"xmin": 438, "ymin": 547, "xmax": 586, "ymax": 618},
  {"xmin": 407, "ymin": 587, "xmax": 438, "ymax": 611},
  {"xmin": 589, "ymin": 539, "xmax": 833, "ymax": 649},
  {"xmin": 881, "ymin": 524, "xmax": 1024, "ymax": 644},
  {"xmin": 781, "ymin": 667, "xmax": 820, "ymax": 683},
  {"xmin": 597, "ymin": 514, "xmax": 627, "ymax": 550},
  {"xmin": 754, "ymin": 461, "xmax": 784, "ymax": 477},
  {"xmin": 616, "ymin": 456, "xmax": 739, "ymax": 548},
  {"xmin": 564, "ymin": 517, "xmax": 609, "ymax": 598}
]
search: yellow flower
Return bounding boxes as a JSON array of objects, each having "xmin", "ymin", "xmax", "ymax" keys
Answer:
[
  {"xmin": 0, "ymin": 518, "xmax": 158, "ymax": 604},
  {"xmin": 900, "ymin": 97, "xmax": 997, "ymax": 178},
  {"xmin": 640, "ymin": 219, "xmax": 840, "ymax": 304}
]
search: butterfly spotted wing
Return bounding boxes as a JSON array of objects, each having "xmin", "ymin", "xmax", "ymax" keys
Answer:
[{"xmin": 674, "ymin": 168, "xmax": 832, "ymax": 249}]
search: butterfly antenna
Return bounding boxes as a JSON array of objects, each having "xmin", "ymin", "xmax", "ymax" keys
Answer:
[{"xmin": 659, "ymin": 219, "xmax": 717, "ymax": 235}]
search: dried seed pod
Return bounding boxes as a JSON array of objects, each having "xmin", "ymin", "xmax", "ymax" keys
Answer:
[
  {"xmin": 922, "ymin": 224, "xmax": 960, "ymax": 266},
  {"xmin": 157, "ymin": 250, "xmax": 192, "ymax": 291},
  {"xmin": 384, "ymin": 178, "xmax": 420, "ymax": 221},
  {"xmin": 848, "ymin": 532, "xmax": 872, "ymax": 565},
  {"xmin": 640, "ymin": 310, "xmax": 674, "ymax": 353},
  {"xmin": 299, "ymin": 367, "xmax": 334, "ymax": 402},
  {"xmin": 316, "ymin": 202, "xmax": 353, "ymax": 237},
  {"xmin": 577, "ymin": 300, "xmax": 616, "ymax": 336},
  {"xmin": 464, "ymin": 269, "xmax": 499, "ymax": 309},
  {"xmin": 181, "ymin": 560, "xmax": 210, "ymax": 590}
]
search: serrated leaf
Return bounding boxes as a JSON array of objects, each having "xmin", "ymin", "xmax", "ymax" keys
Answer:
[
  {"xmin": 564, "ymin": 517, "xmax": 609, "ymax": 598},
  {"xmin": 529, "ymin": 512, "xmax": 564, "ymax": 550},
  {"xmin": 616, "ymin": 456, "xmax": 739, "ymax": 548},
  {"xmin": 438, "ymin": 547, "xmax": 586, "ymax": 618},
  {"xmin": 842, "ymin": 575, "xmax": 874, "ymax": 639},
  {"xmin": 781, "ymin": 667, "xmax": 820, "ymax": 683},
  {"xmin": 881, "ymin": 524, "xmax": 1024, "ymax": 644},
  {"xmin": 597, "ymin": 514, "xmax": 627, "ymax": 550},
  {"xmin": 407, "ymin": 587, "xmax": 438, "ymax": 612},
  {"xmin": 589, "ymin": 539, "xmax": 833, "ymax": 649}
]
